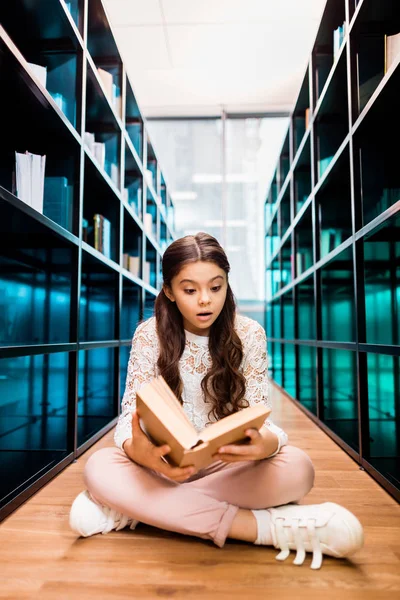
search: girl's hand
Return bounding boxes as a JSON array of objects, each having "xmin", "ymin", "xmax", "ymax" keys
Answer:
[
  {"xmin": 215, "ymin": 428, "xmax": 278, "ymax": 462},
  {"xmin": 123, "ymin": 411, "xmax": 197, "ymax": 483}
]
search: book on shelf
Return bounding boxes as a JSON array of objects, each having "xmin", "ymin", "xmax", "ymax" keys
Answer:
[
  {"xmin": 27, "ymin": 62, "xmax": 47, "ymax": 87},
  {"xmin": 384, "ymin": 32, "xmax": 400, "ymax": 73},
  {"xmin": 15, "ymin": 150, "xmax": 46, "ymax": 213},
  {"xmin": 50, "ymin": 92, "xmax": 67, "ymax": 115},
  {"xmin": 110, "ymin": 163, "xmax": 119, "ymax": 186},
  {"xmin": 93, "ymin": 141, "xmax": 105, "ymax": 169},
  {"xmin": 146, "ymin": 168, "xmax": 154, "ymax": 189},
  {"xmin": 136, "ymin": 375, "xmax": 271, "ymax": 469},
  {"xmin": 333, "ymin": 21, "xmax": 346, "ymax": 61},
  {"xmin": 321, "ymin": 229, "xmax": 342, "ymax": 256},
  {"xmin": 128, "ymin": 256, "xmax": 140, "ymax": 277},
  {"xmin": 84, "ymin": 132, "xmax": 95, "ymax": 153},
  {"xmin": 43, "ymin": 176, "xmax": 73, "ymax": 231},
  {"xmin": 305, "ymin": 107, "xmax": 310, "ymax": 130},
  {"xmin": 143, "ymin": 260, "xmax": 151, "ymax": 283},
  {"xmin": 318, "ymin": 155, "xmax": 333, "ymax": 178},
  {"xmin": 97, "ymin": 67, "xmax": 113, "ymax": 99},
  {"xmin": 144, "ymin": 212, "xmax": 153, "ymax": 236},
  {"xmin": 93, "ymin": 213, "xmax": 111, "ymax": 258}
]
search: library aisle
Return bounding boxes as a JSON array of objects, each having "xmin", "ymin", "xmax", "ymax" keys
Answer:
[{"xmin": 0, "ymin": 383, "xmax": 399, "ymax": 600}]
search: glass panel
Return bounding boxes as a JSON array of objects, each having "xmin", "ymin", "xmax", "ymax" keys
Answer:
[
  {"xmin": 144, "ymin": 292, "xmax": 156, "ymax": 320},
  {"xmin": 123, "ymin": 143, "xmax": 142, "ymax": 219},
  {"xmin": 364, "ymin": 213, "xmax": 400, "ymax": 345},
  {"xmin": 356, "ymin": 87, "xmax": 400, "ymax": 226},
  {"xmin": 317, "ymin": 148, "xmax": 352, "ymax": 259},
  {"xmin": 322, "ymin": 348, "xmax": 359, "ymax": 451},
  {"xmin": 280, "ymin": 188, "xmax": 291, "ymax": 236},
  {"xmin": 83, "ymin": 157, "xmax": 120, "ymax": 262},
  {"xmin": 265, "ymin": 302, "xmax": 273, "ymax": 340},
  {"xmin": 122, "ymin": 210, "xmax": 142, "ymax": 279},
  {"xmin": 145, "ymin": 240, "xmax": 157, "ymax": 288},
  {"xmin": 297, "ymin": 275, "xmax": 315, "ymax": 339},
  {"xmin": 283, "ymin": 343, "xmax": 296, "ymax": 398},
  {"xmin": 294, "ymin": 204, "xmax": 313, "ymax": 277},
  {"xmin": 298, "ymin": 345, "xmax": 317, "ymax": 415},
  {"xmin": 282, "ymin": 291, "xmax": 294, "ymax": 340},
  {"xmin": 281, "ymin": 238, "xmax": 293, "ymax": 289},
  {"xmin": 78, "ymin": 347, "xmax": 115, "ymax": 446},
  {"xmin": 367, "ymin": 353, "xmax": 399, "ymax": 488},
  {"xmin": 269, "ymin": 342, "xmax": 282, "ymax": 387},
  {"xmin": 266, "ymin": 255, "xmax": 280, "ymax": 300},
  {"xmin": 79, "ymin": 252, "xmax": 117, "ymax": 342},
  {"xmin": 294, "ymin": 139, "xmax": 311, "ymax": 214},
  {"xmin": 271, "ymin": 299, "xmax": 281, "ymax": 339},
  {"xmin": 0, "ymin": 352, "xmax": 69, "ymax": 509},
  {"xmin": 119, "ymin": 345, "xmax": 131, "ymax": 401},
  {"xmin": 321, "ymin": 247, "xmax": 355, "ymax": 342},
  {"xmin": 121, "ymin": 279, "xmax": 141, "ymax": 340},
  {"xmin": 0, "ymin": 249, "xmax": 73, "ymax": 347}
]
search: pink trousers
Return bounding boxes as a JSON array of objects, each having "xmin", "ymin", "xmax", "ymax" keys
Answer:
[{"xmin": 84, "ymin": 445, "xmax": 315, "ymax": 548}]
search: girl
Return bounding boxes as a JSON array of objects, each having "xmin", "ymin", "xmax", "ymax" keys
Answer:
[{"xmin": 69, "ymin": 232, "xmax": 364, "ymax": 570}]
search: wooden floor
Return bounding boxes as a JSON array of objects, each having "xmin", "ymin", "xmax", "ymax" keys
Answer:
[{"xmin": 1, "ymin": 384, "xmax": 399, "ymax": 600}]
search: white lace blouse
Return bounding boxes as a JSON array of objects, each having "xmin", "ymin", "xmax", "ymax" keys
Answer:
[{"xmin": 114, "ymin": 313, "xmax": 288, "ymax": 456}]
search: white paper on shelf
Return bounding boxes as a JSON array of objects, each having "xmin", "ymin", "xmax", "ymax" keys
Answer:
[
  {"xmin": 103, "ymin": 217, "xmax": 111, "ymax": 258},
  {"xmin": 97, "ymin": 68, "xmax": 113, "ymax": 98},
  {"xmin": 145, "ymin": 169, "xmax": 154, "ymax": 189},
  {"xmin": 144, "ymin": 212, "xmax": 153, "ymax": 235},
  {"xmin": 15, "ymin": 151, "xmax": 32, "ymax": 206},
  {"xmin": 128, "ymin": 256, "xmax": 140, "ymax": 277},
  {"xmin": 84, "ymin": 132, "xmax": 95, "ymax": 153},
  {"xmin": 27, "ymin": 62, "xmax": 47, "ymax": 88},
  {"xmin": 143, "ymin": 261, "xmax": 151, "ymax": 283},
  {"xmin": 386, "ymin": 32, "xmax": 400, "ymax": 72},
  {"xmin": 110, "ymin": 163, "xmax": 119, "ymax": 186},
  {"xmin": 93, "ymin": 141, "xmax": 105, "ymax": 169},
  {"xmin": 31, "ymin": 152, "xmax": 46, "ymax": 213}
]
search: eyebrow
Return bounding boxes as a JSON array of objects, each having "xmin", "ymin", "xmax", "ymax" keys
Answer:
[{"xmin": 179, "ymin": 275, "xmax": 224, "ymax": 285}]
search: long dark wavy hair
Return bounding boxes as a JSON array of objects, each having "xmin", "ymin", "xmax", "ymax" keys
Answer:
[{"xmin": 154, "ymin": 232, "xmax": 248, "ymax": 421}]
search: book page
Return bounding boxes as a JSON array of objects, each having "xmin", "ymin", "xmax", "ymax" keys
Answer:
[
  {"xmin": 199, "ymin": 404, "xmax": 271, "ymax": 443},
  {"xmin": 152, "ymin": 376, "xmax": 198, "ymax": 435},
  {"xmin": 137, "ymin": 379, "xmax": 198, "ymax": 449}
]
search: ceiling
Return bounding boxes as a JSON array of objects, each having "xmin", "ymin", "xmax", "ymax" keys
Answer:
[{"xmin": 102, "ymin": 0, "xmax": 327, "ymax": 119}]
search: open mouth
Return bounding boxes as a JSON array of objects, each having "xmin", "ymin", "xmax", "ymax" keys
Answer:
[{"xmin": 197, "ymin": 312, "xmax": 212, "ymax": 317}]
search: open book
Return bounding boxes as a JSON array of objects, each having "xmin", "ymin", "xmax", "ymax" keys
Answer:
[{"xmin": 136, "ymin": 376, "xmax": 271, "ymax": 469}]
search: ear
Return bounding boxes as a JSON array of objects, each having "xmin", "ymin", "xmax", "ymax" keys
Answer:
[{"xmin": 163, "ymin": 285, "xmax": 175, "ymax": 303}]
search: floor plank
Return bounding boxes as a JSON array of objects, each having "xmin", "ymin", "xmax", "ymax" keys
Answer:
[{"xmin": 1, "ymin": 384, "xmax": 399, "ymax": 600}]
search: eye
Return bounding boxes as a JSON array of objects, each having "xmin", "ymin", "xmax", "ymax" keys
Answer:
[
  {"xmin": 211, "ymin": 286, "xmax": 221, "ymax": 292},
  {"xmin": 184, "ymin": 289, "xmax": 196, "ymax": 295}
]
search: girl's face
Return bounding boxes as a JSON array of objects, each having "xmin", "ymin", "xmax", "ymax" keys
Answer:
[{"xmin": 164, "ymin": 260, "xmax": 228, "ymax": 336}]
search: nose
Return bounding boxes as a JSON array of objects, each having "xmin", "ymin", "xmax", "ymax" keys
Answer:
[{"xmin": 199, "ymin": 291, "xmax": 211, "ymax": 306}]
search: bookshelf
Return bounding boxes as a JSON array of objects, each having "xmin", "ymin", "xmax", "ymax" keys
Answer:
[
  {"xmin": 0, "ymin": 0, "xmax": 175, "ymax": 520},
  {"xmin": 264, "ymin": 0, "xmax": 400, "ymax": 501}
]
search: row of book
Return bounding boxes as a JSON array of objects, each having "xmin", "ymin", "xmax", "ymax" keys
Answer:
[
  {"xmin": 27, "ymin": 62, "xmax": 68, "ymax": 116},
  {"xmin": 97, "ymin": 67, "xmax": 122, "ymax": 117},
  {"xmin": 82, "ymin": 214, "xmax": 111, "ymax": 259},
  {"xmin": 15, "ymin": 150, "xmax": 73, "ymax": 231},
  {"xmin": 333, "ymin": 22, "xmax": 346, "ymax": 62},
  {"xmin": 122, "ymin": 254, "xmax": 151, "ymax": 283},
  {"xmin": 84, "ymin": 132, "xmax": 119, "ymax": 186}
]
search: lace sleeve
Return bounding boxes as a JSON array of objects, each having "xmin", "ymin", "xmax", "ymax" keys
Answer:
[
  {"xmin": 242, "ymin": 320, "xmax": 288, "ymax": 456},
  {"xmin": 114, "ymin": 318, "xmax": 158, "ymax": 449}
]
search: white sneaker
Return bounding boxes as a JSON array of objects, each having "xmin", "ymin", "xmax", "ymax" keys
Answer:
[
  {"xmin": 268, "ymin": 502, "xmax": 364, "ymax": 569},
  {"xmin": 69, "ymin": 490, "xmax": 139, "ymax": 537}
]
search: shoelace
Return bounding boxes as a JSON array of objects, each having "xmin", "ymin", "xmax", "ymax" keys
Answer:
[
  {"xmin": 274, "ymin": 517, "xmax": 323, "ymax": 570},
  {"xmin": 102, "ymin": 508, "xmax": 139, "ymax": 534}
]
